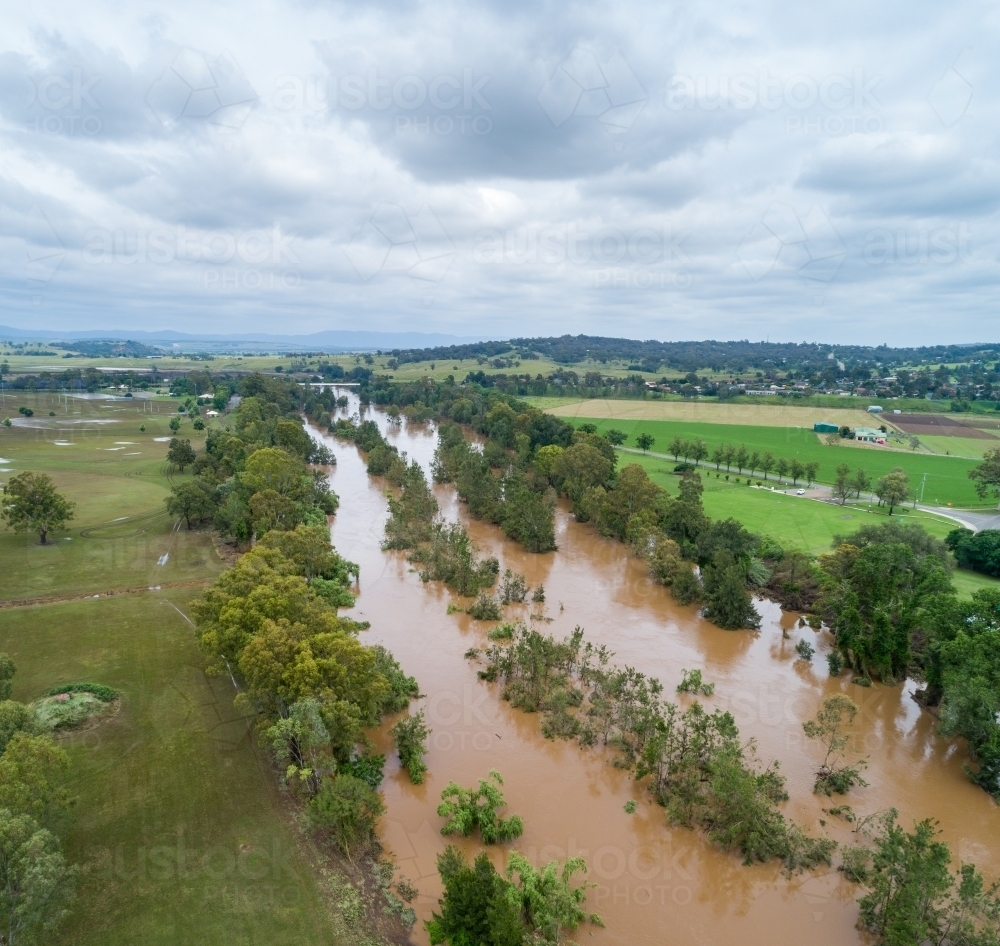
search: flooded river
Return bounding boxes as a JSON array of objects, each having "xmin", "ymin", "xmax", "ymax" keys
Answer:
[{"xmin": 312, "ymin": 400, "xmax": 998, "ymax": 945}]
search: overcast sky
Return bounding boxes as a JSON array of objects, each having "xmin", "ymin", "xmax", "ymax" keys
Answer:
[{"xmin": 1, "ymin": 1, "xmax": 997, "ymax": 344}]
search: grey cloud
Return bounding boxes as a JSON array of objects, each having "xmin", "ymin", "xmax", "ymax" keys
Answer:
[{"xmin": 0, "ymin": 0, "xmax": 996, "ymax": 343}]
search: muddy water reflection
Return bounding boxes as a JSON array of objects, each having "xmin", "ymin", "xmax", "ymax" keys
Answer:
[{"xmin": 315, "ymin": 403, "xmax": 998, "ymax": 946}]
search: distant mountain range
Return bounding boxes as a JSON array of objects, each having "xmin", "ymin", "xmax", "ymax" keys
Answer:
[{"xmin": 0, "ymin": 326, "xmax": 486, "ymax": 352}]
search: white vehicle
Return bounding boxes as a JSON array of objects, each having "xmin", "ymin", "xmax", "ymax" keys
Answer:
[{"xmin": 796, "ymin": 488, "xmax": 806, "ymax": 495}]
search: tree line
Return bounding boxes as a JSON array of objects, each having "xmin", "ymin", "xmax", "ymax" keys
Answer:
[
  {"xmin": 160, "ymin": 374, "xmax": 426, "ymax": 927},
  {"xmin": 472, "ymin": 623, "xmax": 833, "ymax": 869},
  {"xmin": 383, "ymin": 334, "xmax": 1000, "ymax": 375},
  {"xmin": 163, "ymin": 375, "xmax": 339, "ymax": 543},
  {"xmin": 0, "ymin": 656, "xmax": 83, "ymax": 942}
]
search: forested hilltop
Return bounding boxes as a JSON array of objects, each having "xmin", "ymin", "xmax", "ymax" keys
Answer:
[{"xmin": 385, "ymin": 336, "xmax": 1000, "ymax": 373}]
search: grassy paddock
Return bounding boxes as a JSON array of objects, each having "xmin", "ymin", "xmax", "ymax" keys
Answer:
[
  {"xmin": 1, "ymin": 393, "xmax": 224, "ymax": 600},
  {"xmin": 0, "ymin": 590, "xmax": 347, "ymax": 946},
  {"xmin": 562, "ymin": 415, "xmax": 985, "ymax": 507},
  {"xmin": 544, "ymin": 396, "xmax": 878, "ymax": 429},
  {"xmin": 624, "ymin": 451, "xmax": 1000, "ymax": 597}
]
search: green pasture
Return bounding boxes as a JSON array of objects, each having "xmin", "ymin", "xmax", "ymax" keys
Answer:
[
  {"xmin": 0, "ymin": 392, "xmax": 223, "ymax": 600},
  {"xmin": 0, "ymin": 589, "xmax": 345, "ymax": 946},
  {"xmin": 624, "ymin": 451, "xmax": 1000, "ymax": 598},
  {"xmin": 567, "ymin": 416, "xmax": 986, "ymax": 507},
  {"xmin": 914, "ymin": 435, "xmax": 998, "ymax": 460}
]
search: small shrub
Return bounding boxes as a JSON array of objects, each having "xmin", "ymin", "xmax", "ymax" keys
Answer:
[
  {"xmin": 531, "ymin": 584, "xmax": 545, "ymax": 603},
  {"xmin": 795, "ymin": 639, "xmax": 815, "ymax": 661},
  {"xmin": 827, "ymin": 652, "xmax": 843, "ymax": 676},
  {"xmin": 624, "ymin": 800, "xmax": 637, "ymax": 814},
  {"xmin": 851, "ymin": 676, "xmax": 872, "ymax": 688},
  {"xmin": 338, "ymin": 752, "xmax": 385, "ymax": 788},
  {"xmin": 45, "ymin": 682, "xmax": 118, "ymax": 702},
  {"xmin": 437, "ymin": 770, "xmax": 523, "ymax": 844},
  {"xmin": 468, "ymin": 592, "xmax": 502, "ymax": 621},
  {"xmin": 677, "ymin": 668, "xmax": 714, "ymax": 696},
  {"xmin": 498, "ymin": 569, "xmax": 528, "ymax": 604},
  {"xmin": 488, "ymin": 622, "xmax": 517, "ymax": 641}
]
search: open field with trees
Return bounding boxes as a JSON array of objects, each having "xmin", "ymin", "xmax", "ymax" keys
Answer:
[
  {"xmin": 0, "ymin": 376, "xmax": 421, "ymax": 944},
  {"xmin": 0, "ymin": 590, "xmax": 351, "ymax": 946},
  {"xmin": 555, "ymin": 415, "xmax": 986, "ymax": 507},
  {"xmin": 0, "ymin": 393, "xmax": 223, "ymax": 601},
  {"xmin": 618, "ymin": 451, "xmax": 1000, "ymax": 598}
]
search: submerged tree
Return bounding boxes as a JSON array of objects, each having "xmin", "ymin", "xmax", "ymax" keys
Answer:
[
  {"xmin": 802, "ymin": 695, "xmax": 868, "ymax": 796},
  {"xmin": 391, "ymin": 710, "xmax": 431, "ymax": 784},
  {"xmin": 437, "ymin": 770, "xmax": 524, "ymax": 844}
]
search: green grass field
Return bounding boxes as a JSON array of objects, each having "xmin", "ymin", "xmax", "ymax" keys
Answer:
[
  {"xmin": 915, "ymin": 435, "xmax": 998, "ymax": 460},
  {"xmin": 0, "ymin": 590, "xmax": 350, "ymax": 946},
  {"xmin": 623, "ymin": 451, "xmax": 1000, "ymax": 598},
  {"xmin": 0, "ymin": 392, "xmax": 392, "ymax": 944},
  {"xmin": 565, "ymin": 416, "xmax": 986, "ymax": 507},
  {"xmin": 0, "ymin": 393, "xmax": 224, "ymax": 601}
]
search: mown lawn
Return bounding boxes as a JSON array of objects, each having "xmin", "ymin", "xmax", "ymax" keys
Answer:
[
  {"xmin": 565, "ymin": 416, "xmax": 986, "ymax": 507},
  {"xmin": 0, "ymin": 590, "xmax": 346, "ymax": 946}
]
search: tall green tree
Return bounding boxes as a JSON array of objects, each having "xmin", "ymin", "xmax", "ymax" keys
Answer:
[
  {"xmin": 390, "ymin": 710, "xmax": 431, "ymax": 784},
  {"xmin": 969, "ymin": 447, "xmax": 1000, "ymax": 503},
  {"xmin": 166, "ymin": 438, "xmax": 196, "ymax": 472},
  {"xmin": 876, "ymin": 469, "xmax": 911, "ymax": 515},
  {"xmin": 834, "ymin": 463, "xmax": 853, "ymax": 505},
  {"xmin": 0, "ymin": 472, "xmax": 75, "ymax": 545},
  {"xmin": 802, "ymin": 695, "xmax": 868, "ymax": 795},
  {"xmin": 165, "ymin": 481, "xmax": 217, "ymax": 529},
  {"xmin": 0, "ymin": 809, "xmax": 77, "ymax": 946}
]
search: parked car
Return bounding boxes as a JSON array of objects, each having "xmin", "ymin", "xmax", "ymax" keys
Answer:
[{"xmin": 795, "ymin": 488, "xmax": 806, "ymax": 495}]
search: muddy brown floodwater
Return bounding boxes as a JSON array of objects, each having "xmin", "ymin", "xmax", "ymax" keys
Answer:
[{"xmin": 312, "ymin": 399, "xmax": 999, "ymax": 946}]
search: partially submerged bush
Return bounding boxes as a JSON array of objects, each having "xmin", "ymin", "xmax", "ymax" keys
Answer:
[{"xmin": 468, "ymin": 592, "xmax": 502, "ymax": 621}]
